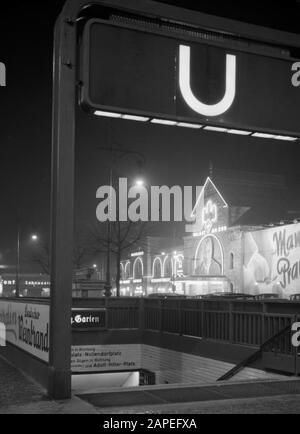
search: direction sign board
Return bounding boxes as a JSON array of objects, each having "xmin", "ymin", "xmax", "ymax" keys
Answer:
[{"xmin": 71, "ymin": 308, "xmax": 107, "ymax": 331}]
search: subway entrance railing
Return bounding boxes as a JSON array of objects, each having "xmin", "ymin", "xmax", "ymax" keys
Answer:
[
  {"xmin": 73, "ymin": 297, "xmax": 300, "ymax": 376},
  {"xmin": 0, "ymin": 296, "xmax": 299, "ymax": 391}
]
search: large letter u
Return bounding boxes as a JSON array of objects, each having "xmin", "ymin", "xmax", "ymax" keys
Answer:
[{"xmin": 179, "ymin": 45, "xmax": 236, "ymax": 117}]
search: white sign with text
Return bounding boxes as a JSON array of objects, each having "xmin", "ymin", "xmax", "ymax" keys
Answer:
[{"xmin": 71, "ymin": 344, "xmax": 141, "ymax": 373}]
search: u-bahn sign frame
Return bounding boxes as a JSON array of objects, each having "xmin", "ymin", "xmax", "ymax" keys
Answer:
[
  {"xmin": 51, "ymin": 0, "xmax": 300, "ymax": 399},
  {"xmin": 79, "ymin": 16, "xmax": 300, "ymax": 137}
]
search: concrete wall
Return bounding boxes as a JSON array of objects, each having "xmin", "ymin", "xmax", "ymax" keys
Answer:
[
  {"xmin": 142, "ymin": 344, "xmax": 283, "ymax": 385},
  {"xmin": 70, "ymin": 339, "xmax": 284, "ymax": 386}
]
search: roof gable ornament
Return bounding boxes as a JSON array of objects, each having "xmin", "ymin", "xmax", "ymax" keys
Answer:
[{"xmin": 186, "ymin": 177, "xmax": 229, "ymax": 235}]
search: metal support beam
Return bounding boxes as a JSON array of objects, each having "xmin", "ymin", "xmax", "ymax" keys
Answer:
[
  {"xmin": 49, "ymin": 12, "xmax": 76, "ymax": 399},
  {"xmin": 49, "ymin": 0, "xmax": 300, "ymax": 400}
]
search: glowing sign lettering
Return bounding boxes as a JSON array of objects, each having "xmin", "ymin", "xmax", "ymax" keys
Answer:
[
  {"xmin": 179, "ymin": 45, "xmax": 236, "ymax": 117},
  {"xmin": 131, "ymin": 252, "xmax": 144, "ymax": 257}
]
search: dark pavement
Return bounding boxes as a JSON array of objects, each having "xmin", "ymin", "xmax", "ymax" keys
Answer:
[
  {"xmin": 0, "ymin": 355, "xmax": 96, "ymax": 413},
  {"xmin": 0, "ymin": 355, "xmax": 46, "ymax": 408},
  {"xmin": 78, "ymin": 378, "xmax": 300, "ymax": 410},
  {"xmin": 1, "ymin": 353, "xmax": 300, "ymax": 414}
]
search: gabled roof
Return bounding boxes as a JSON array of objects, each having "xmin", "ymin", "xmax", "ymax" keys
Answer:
[{"xmin": 191, "ymin": 177, "xmax": 228, "ymax": 217}]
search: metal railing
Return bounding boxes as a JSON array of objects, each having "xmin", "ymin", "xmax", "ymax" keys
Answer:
[
  {"xmin": 2, "ymin": 296, "xmax": 297, "ymax": 349},
  {"xmin": 217, "ymin": 323, "xmax": 293, "ymax": 381},
  {"xmin": 143, "ymin": 298, "xmax": 298, "ymax": 349}
]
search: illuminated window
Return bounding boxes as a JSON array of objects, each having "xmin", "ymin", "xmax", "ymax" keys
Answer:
[
  {"xmin": 133, "ymin": 257, "xmax": 143, "ymax": 280},
  {"xmin": 124, "ymin": 262, "xmax": 131, "ymax": 279},
  {"xmin": 194, "ymin": 235, "xmax": 224, "ymax": 276},
  {"xmin": 163, "ymin": 256, "xmax": 173, "ymax": 278},
  {"xmin": 120, "ymin": 263, "xmax": 125, "ymax": 280},
  {"xmin": 152, "ymin": 257, "xmax": 163, "ymax": 279}
]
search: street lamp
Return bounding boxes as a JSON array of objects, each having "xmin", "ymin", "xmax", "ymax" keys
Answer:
[
  {"xmin": 16, "ymin": 232, "xmax": 39, "ymax": 297},
  {"xmin": 135, "ymin": 179, "xmax": 145, "ymax": 188},
  {"xmin": 104, "ymin": 168, "xmax": 113, "ymax": 298},
  {"xmin": 98, "ymin": 141, "xmax": 146, "ymax": 298}
]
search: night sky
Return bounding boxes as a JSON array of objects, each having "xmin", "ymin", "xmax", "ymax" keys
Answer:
[{"xmin": 0, "ymin": 0, "xmax": 300, "ymax": 269}]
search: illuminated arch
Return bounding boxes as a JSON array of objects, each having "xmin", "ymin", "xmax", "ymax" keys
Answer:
[
  {"xmin": 152, "ymin": 257, "xmax": 163, "ymax": 278},
  {"xmin": 194, "ymin": 234, "xmax": 224, "ymax": 275},
  {"xmin": 133, "ymin": 257, "xmax": 144, "ymax": 279},
  {"xmin": 174, "ymin": 254, "xmax": 184, "ymax": 276},
  {"xmin": 124, "ymin": 261, "xmax": 131, "ymax": 279},
  {"xmin": 163, "ymin": 255, "xmax": 174, "ymax": 278},
  {"xmin": 120, "ymin": 263, "xmax": 125, "ymax": 279},
  {"xmin": 179, "ymin": 45, "xmax": 236, "ymax": 117}
]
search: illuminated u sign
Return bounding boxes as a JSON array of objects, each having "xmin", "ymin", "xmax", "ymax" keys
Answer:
[{"xmin": 179, "ymin": 45, "xmax": 236, "ymax": 117}]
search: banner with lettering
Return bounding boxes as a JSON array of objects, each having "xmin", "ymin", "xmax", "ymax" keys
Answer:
[
  {"xmin": 244, "ymin": 223, "xmax": 300, "ymax": 297},
  {"xmin": 0, "ymin": 301, "xmax": 49, "ymax": 363}
]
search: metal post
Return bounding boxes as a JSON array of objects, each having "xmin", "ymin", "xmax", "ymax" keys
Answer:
[
  {"xmin": 229, "ymin": 301, "xmax": 234, "ymax": 343},
  {"xmin": 139, "ymin": 297, "xmax": 145, "ymax": 331},
  {"xmin": 49, "ymin": 11, "xmax": 76, "ymax": 399},
  {"xmin": 15, "ymin": 228, "xmax": 20, "ymax": 298},
  {"xmin": 105, "ymin": 220, "xmax": 112, "ymax": 297},
  {"xmin": 105, "ymin": 168, "xmax": 112, "ymax": 297}
]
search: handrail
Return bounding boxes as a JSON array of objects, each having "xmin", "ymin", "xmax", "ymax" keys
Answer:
[{"xmin": 217, "ymin": 324, "xmax": 292, "ymax": 381}]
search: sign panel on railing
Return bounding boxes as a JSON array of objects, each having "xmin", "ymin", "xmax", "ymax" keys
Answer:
[{"xmin": 71, "ymin": 308, "xmax": 107, "ymax": 331}]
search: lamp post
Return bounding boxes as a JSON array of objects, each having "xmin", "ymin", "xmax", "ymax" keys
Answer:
[
  {"xmin": 104, "ymin": 168, "xmax": 113, "ymax": 298},
  {"xmin": 98, "ymin": 144, "xmax": 146, "ymax": 298},
  {"xmin": 16, "ymin": 228, "xmax": 20, "ymax": 298},
  {"xmin": 15, "ymin": 232, "xmax": 39, "ymax": 298}
]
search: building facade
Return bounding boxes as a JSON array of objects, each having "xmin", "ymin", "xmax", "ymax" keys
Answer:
[
  {"xmin": 120, "ymin": 176, "xmax": 300, "ymax": 298},
  {"xmin": 0, "ymin": 273, "xmax": 50, "ymax": 297},
  {"xmin": 120, "ymin": 237, "xmax": 184, "ymax": 297}
]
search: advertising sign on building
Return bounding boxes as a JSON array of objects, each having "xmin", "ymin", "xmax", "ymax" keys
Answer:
[
  {"xmin": 0, "ymin": 301, "xmax": 50, "ymax": 363},
  {"xmin": 244, "ymin": 223, "xmax": 300, "ymax": 297}
]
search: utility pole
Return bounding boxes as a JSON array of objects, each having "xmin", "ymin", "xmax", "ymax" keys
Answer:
[{"xmin": 15, "ymin": 227, "xmax": 20, "ymax": 298}]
